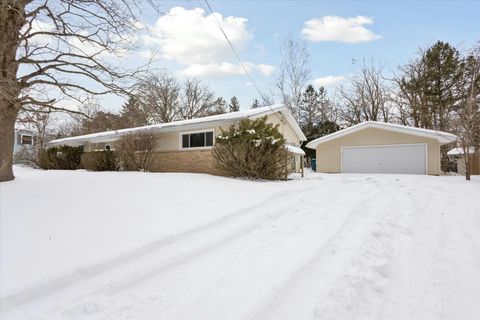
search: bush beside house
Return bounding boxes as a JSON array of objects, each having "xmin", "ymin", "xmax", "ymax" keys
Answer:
[
  {"xmin": 116, "ymin": 132, "xmax": 156, "ymax": 171},
  {"xmin": 39, "ymin": 145, "xmax": 84, "ymax": 170},
  {"xmin": 213, "ymin": 116, "xmax": 289, "ymax": 180},
  {"xmin": 81, "ymin": 150, "xmax": 120, "ymax": 171}
]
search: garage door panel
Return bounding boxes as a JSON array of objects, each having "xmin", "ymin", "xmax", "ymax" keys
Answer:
[{"xmin": 341, "ymin": 144, "xmax": 426, "ymax": 174}]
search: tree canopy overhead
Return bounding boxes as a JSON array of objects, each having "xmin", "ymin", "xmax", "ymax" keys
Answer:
[{"xmin": 0, "ymin": 0, "xmax": 158, "ymax": 181}]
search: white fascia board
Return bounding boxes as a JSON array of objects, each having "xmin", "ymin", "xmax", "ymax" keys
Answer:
[
  {"xmin": 306, "ymin": 122, "xmax": 457, "ymax": 149},
  {"xmin": 48, "ymin": 105, "xmax": 296, "ymax": 147}
]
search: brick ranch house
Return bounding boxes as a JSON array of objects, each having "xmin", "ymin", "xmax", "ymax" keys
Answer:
[{"xmin": 49, "ymin": 105, "xmax": 307, "ymax": 175}]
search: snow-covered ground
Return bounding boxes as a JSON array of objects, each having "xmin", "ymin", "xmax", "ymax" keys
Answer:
[{"xmin": 1, "ymin": 166, "xmax": 480, "ymax": 320}]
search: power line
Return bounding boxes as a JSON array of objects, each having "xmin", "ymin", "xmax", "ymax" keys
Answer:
[{"xmin": 200, "ymin": 0, "xmax": 277, "ymax": 111}]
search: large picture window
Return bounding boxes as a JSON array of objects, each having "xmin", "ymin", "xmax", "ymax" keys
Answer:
[{"xmin": 181, "ymin": 130, "xmax": 214, "ymax": 149}]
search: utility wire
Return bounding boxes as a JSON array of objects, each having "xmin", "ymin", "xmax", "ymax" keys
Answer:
[{"xmin": 200, "ymin": 0, "xmax": 280, "ymax": 116}]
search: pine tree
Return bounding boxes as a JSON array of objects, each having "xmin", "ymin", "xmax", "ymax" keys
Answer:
[
  {"xmin": 119, "ymin": 95, "xmax": 150, "ymax": 128},
  {"xmin": 300, "ymin": 84, "xmax": 320, "ymax": 128},
  {"xmin": 251, "ymin": 99, "xmax": 261, "ymax": 109},
  {"xmin": 229, "ymin": 96, "xmax": 240, "ymax": 112},
  {"xmin": 396, "ymin": 41, "xmax": 463, "ymax": 171},
  {"xmin": 422, "ymin": 41, "xmax": 463, "ymax": 131},
  {"xmin": 398, "ymin": 41, "xmax": 462, "ymax": 131}
]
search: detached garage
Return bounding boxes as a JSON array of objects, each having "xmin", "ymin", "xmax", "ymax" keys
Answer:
[{"xmin": 306, "ymin": 122, "xmax": 457, "ymax": 175}]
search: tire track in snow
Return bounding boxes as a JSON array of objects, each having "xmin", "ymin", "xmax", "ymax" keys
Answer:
[
  {"xmin": 1, "ymin": 185, "xmax": 312, "ymax": 311},
  {"xmin": 250, "ymin": 177, "xmax": 415, "ymax": 320},
  {"xmin": 377, "ymin": 181, "xmax": 480, "ymax": 320},
  {"xmin": 7, "ymin": 179, "xmax": 372, "ymax": 320},
  {"xmin": 83, "ymin": 179, "xmax": 379, "ymax": 320}
]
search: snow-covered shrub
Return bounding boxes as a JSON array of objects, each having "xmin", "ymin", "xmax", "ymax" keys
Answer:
[
  {"xmin": 81, "ymin": 150, "xmax": 119, "ymax": 171},
  {"xmin": 213, "ymin": 116, "xmax": 289, "ymax": 180},
  {"xmin": 116, "ymin": 132, "xmax": 157, "ymax": 171},
  {"xmin": 39, "ymin": 145, "xmax": 83, "ymax": 170}
]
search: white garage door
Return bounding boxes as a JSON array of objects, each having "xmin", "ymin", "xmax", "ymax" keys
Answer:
[{"xmin": 341, "ymin": 144, "xmax": 427, "ymax": 174}]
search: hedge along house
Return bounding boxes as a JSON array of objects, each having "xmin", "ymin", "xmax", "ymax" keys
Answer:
[
  {"xmin": 48, "ymin": 105, "xmax": 307, "ymax": 176},
  {"xmin": 306, "ymin": 121, "xmax": 457, "ymax": 175}
]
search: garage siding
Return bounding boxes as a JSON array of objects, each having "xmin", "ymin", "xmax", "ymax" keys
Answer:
[{"xmin": 315, "ymin": 127, "xmax": 441, "ymax": 175}]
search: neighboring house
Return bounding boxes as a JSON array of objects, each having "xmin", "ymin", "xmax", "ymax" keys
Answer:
[
  {"xmin": 447, "ymin": 147, "xmax": 480, "ymax": 175},
  {"xmin": 14, "ymin": 128, "xmax": 36, "ymax": 155},
  {"xmin": 49, "ymin": 105, "xmax": 307, "ymax": 175},
  {"xmin": 306, "ymin": 121, "xmax": 457, "ymax": 175}
]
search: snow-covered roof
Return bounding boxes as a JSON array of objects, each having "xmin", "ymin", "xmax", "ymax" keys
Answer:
[
  {"xmin": 447, "ymin": 147, "xmax": 476, "ymax": 155},
  {"xmin": 49, "ymin": 105, "xmax": 306, "ymax": 146},
  {"xmin": 306, "ymin": 121, "xmax": 457, "ymax": 149},
  {"xmin": 286, "ymin": 145, "xmax": 305, "ymax": 155}
]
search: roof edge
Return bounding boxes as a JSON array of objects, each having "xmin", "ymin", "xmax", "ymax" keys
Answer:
[
  {"xmin": 306, "ymin": 121, "xmax": 457, "ymax": 149},
  {"xmin": 49, "ymin": 104, "xmax": 307, "ymax": 146}
]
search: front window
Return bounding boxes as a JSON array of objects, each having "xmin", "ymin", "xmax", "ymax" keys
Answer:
[
  {"xmin": 21, "ymin": 135, "xmax": 33, "ymax": 145},
  {"xmin": 181, "ymin": 130, "xmax": 214, "ymax": 149}
]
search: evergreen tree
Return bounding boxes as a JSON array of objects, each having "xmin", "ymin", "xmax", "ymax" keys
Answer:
[
  {"xmin": 229, "ymin": 96, "xmax": 241, "ymax": 112},
  {"xmin": 251, "ymin": 99, "xmax": 261, "ymax": 109},
  {"xmin": 422, "ymin": 41, "xmax": 463, "ymax": 130},
  {"xmin": 397, "ymin": 41, "xmax": 462, "ymax": 131},
  {"xmin": 396, "ymin": 41, "xmax": 463, "ymax": 171},
  {"xmin": 119, "ymin": 95, "xmax": 150, "ymax": 128},
  {"xmin": 300, "ymin": 84, "xmax": 320, "ymax": 128},
  {"xmin": 299, "ymin": 85, "xmax": 336, "ymax": 140}
]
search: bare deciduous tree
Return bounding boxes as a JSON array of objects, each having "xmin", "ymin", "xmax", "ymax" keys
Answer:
[
  {"xmin": 137, "ymin": 72, "xmax": 181, "ymax": 124},
  {"xmin": 454, "ymin": 43, "xmax": 480, "ymax": 181},
  {"xmin": 275, "ymin": 38, "xmax": 311, "ymax": 122},
  {"xmin": 179, "ymin": 77, "xmax": 223, "ymax": 119},
  {"xmin": 0, "ymin": 0, "xmax": 157, "ymax": 181},
  {"xmin": 393, "ymin": 42, "xmax": 462, "ymax": 131},
  {"xmin": 392, "ymin": 59, "xmax": 429, "ymax": 127},
  {"xmin": 116, "ymin": 132, "xmax": 157, "ymax": 172},
  {"xmin": 337, "ymin": 60, "xmax": 393, "ymax": 125}
]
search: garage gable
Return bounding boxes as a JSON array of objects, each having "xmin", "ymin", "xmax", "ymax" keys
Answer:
[
  {"xmin": 306, "ymin": 121, "xmax": 457, "ymax": 149},
  {"xmin": 307, "ymin": 124, "xmax": 453, "ymax": 175}
]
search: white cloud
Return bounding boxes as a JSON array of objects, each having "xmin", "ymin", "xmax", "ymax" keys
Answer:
[
  {"xmin": 145, "ymin": 7, "xmax": 251, "ymax": 65},
  {"xmin": 182, "ymin": 62, "xmax": 274, "ymax": 78},
  {"xmin": 255, "ymin": 64, "xmax": 275, "ymax": 76},
  {"xmin": 145, "ymin": 7, "xmax": 273, "ymax": 78},
  {"xmin": 313, "ymin": 75, "xmax": 346, "ymax": 87},
  {"xmin": 302, "ymin": 16, "xmax": 381, "ymax": 43}
]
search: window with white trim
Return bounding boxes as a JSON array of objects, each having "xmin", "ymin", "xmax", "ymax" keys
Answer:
[{"xmin": 180, "ymin": 130, "xmax": 214, "ymax": 149}]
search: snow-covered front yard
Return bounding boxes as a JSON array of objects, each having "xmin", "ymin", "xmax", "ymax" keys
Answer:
[{"xmin": 1, "ymin": 166, "xmax": 480, "ymax": 320}]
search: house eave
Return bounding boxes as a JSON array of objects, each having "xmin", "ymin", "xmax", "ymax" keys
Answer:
[{"xmin": 306, "ymin": 121, "xmax": 457, "ymax": 149}]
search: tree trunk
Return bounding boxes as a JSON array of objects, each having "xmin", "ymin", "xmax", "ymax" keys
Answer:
[
  {"xmin": 0, "ymin": 1, "xmax": 25, "ymax": 181},
  {"xmin": 464, "ymin": 153, "xmax": 471, "ymax": 181},
  {"xmin": 0, "ymin": 105, "xmax": 18, "ymax": 181}
]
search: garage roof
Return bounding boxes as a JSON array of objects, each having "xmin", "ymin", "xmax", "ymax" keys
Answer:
[
  {"xmin": 306, "ymin": 121, "xmax": 457, "ymax": 149},
  {"xmin": 447, "ymin": 147, "xmax": 476, "ymax": 155}
]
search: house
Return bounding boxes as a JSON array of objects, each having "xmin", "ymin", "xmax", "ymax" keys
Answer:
[
  {"xmin": 14, "ymin": 128, "xmax": 36, "ymax": 155},
  {"xmin": 49, "ymin": 105, "xmax": 307, "ymax": 175},
  {"xmin": 447, "ymin": 147, "xmax": 480, "ymax": 175},
  {"xmin": 306, "ymin": 121, "xmax": 457, "ymax": 175}
]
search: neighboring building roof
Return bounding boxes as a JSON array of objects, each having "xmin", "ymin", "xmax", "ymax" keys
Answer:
[
  {"xmin": 447, "ymin": 147, "xmax": 476, "ymax": 156},
  {"xmin": 15, "ymin": 126, "xmax": 35, "ymax": 134},
  {"xmin": 306, "ymin": 121, "xmax": 458, "ymax": 149},
  {"xmin": 49, "ymin": 105, "xmax": 306, "ymax": 146},
  {"xmin": 286, "ymin": 145, "xmax": 305, "ymax": 155}
]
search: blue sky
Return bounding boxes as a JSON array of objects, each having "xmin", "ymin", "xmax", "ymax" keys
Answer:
[{"xmin": 100, "ymin": 0, "xmax": 480, "ymax": 112}]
